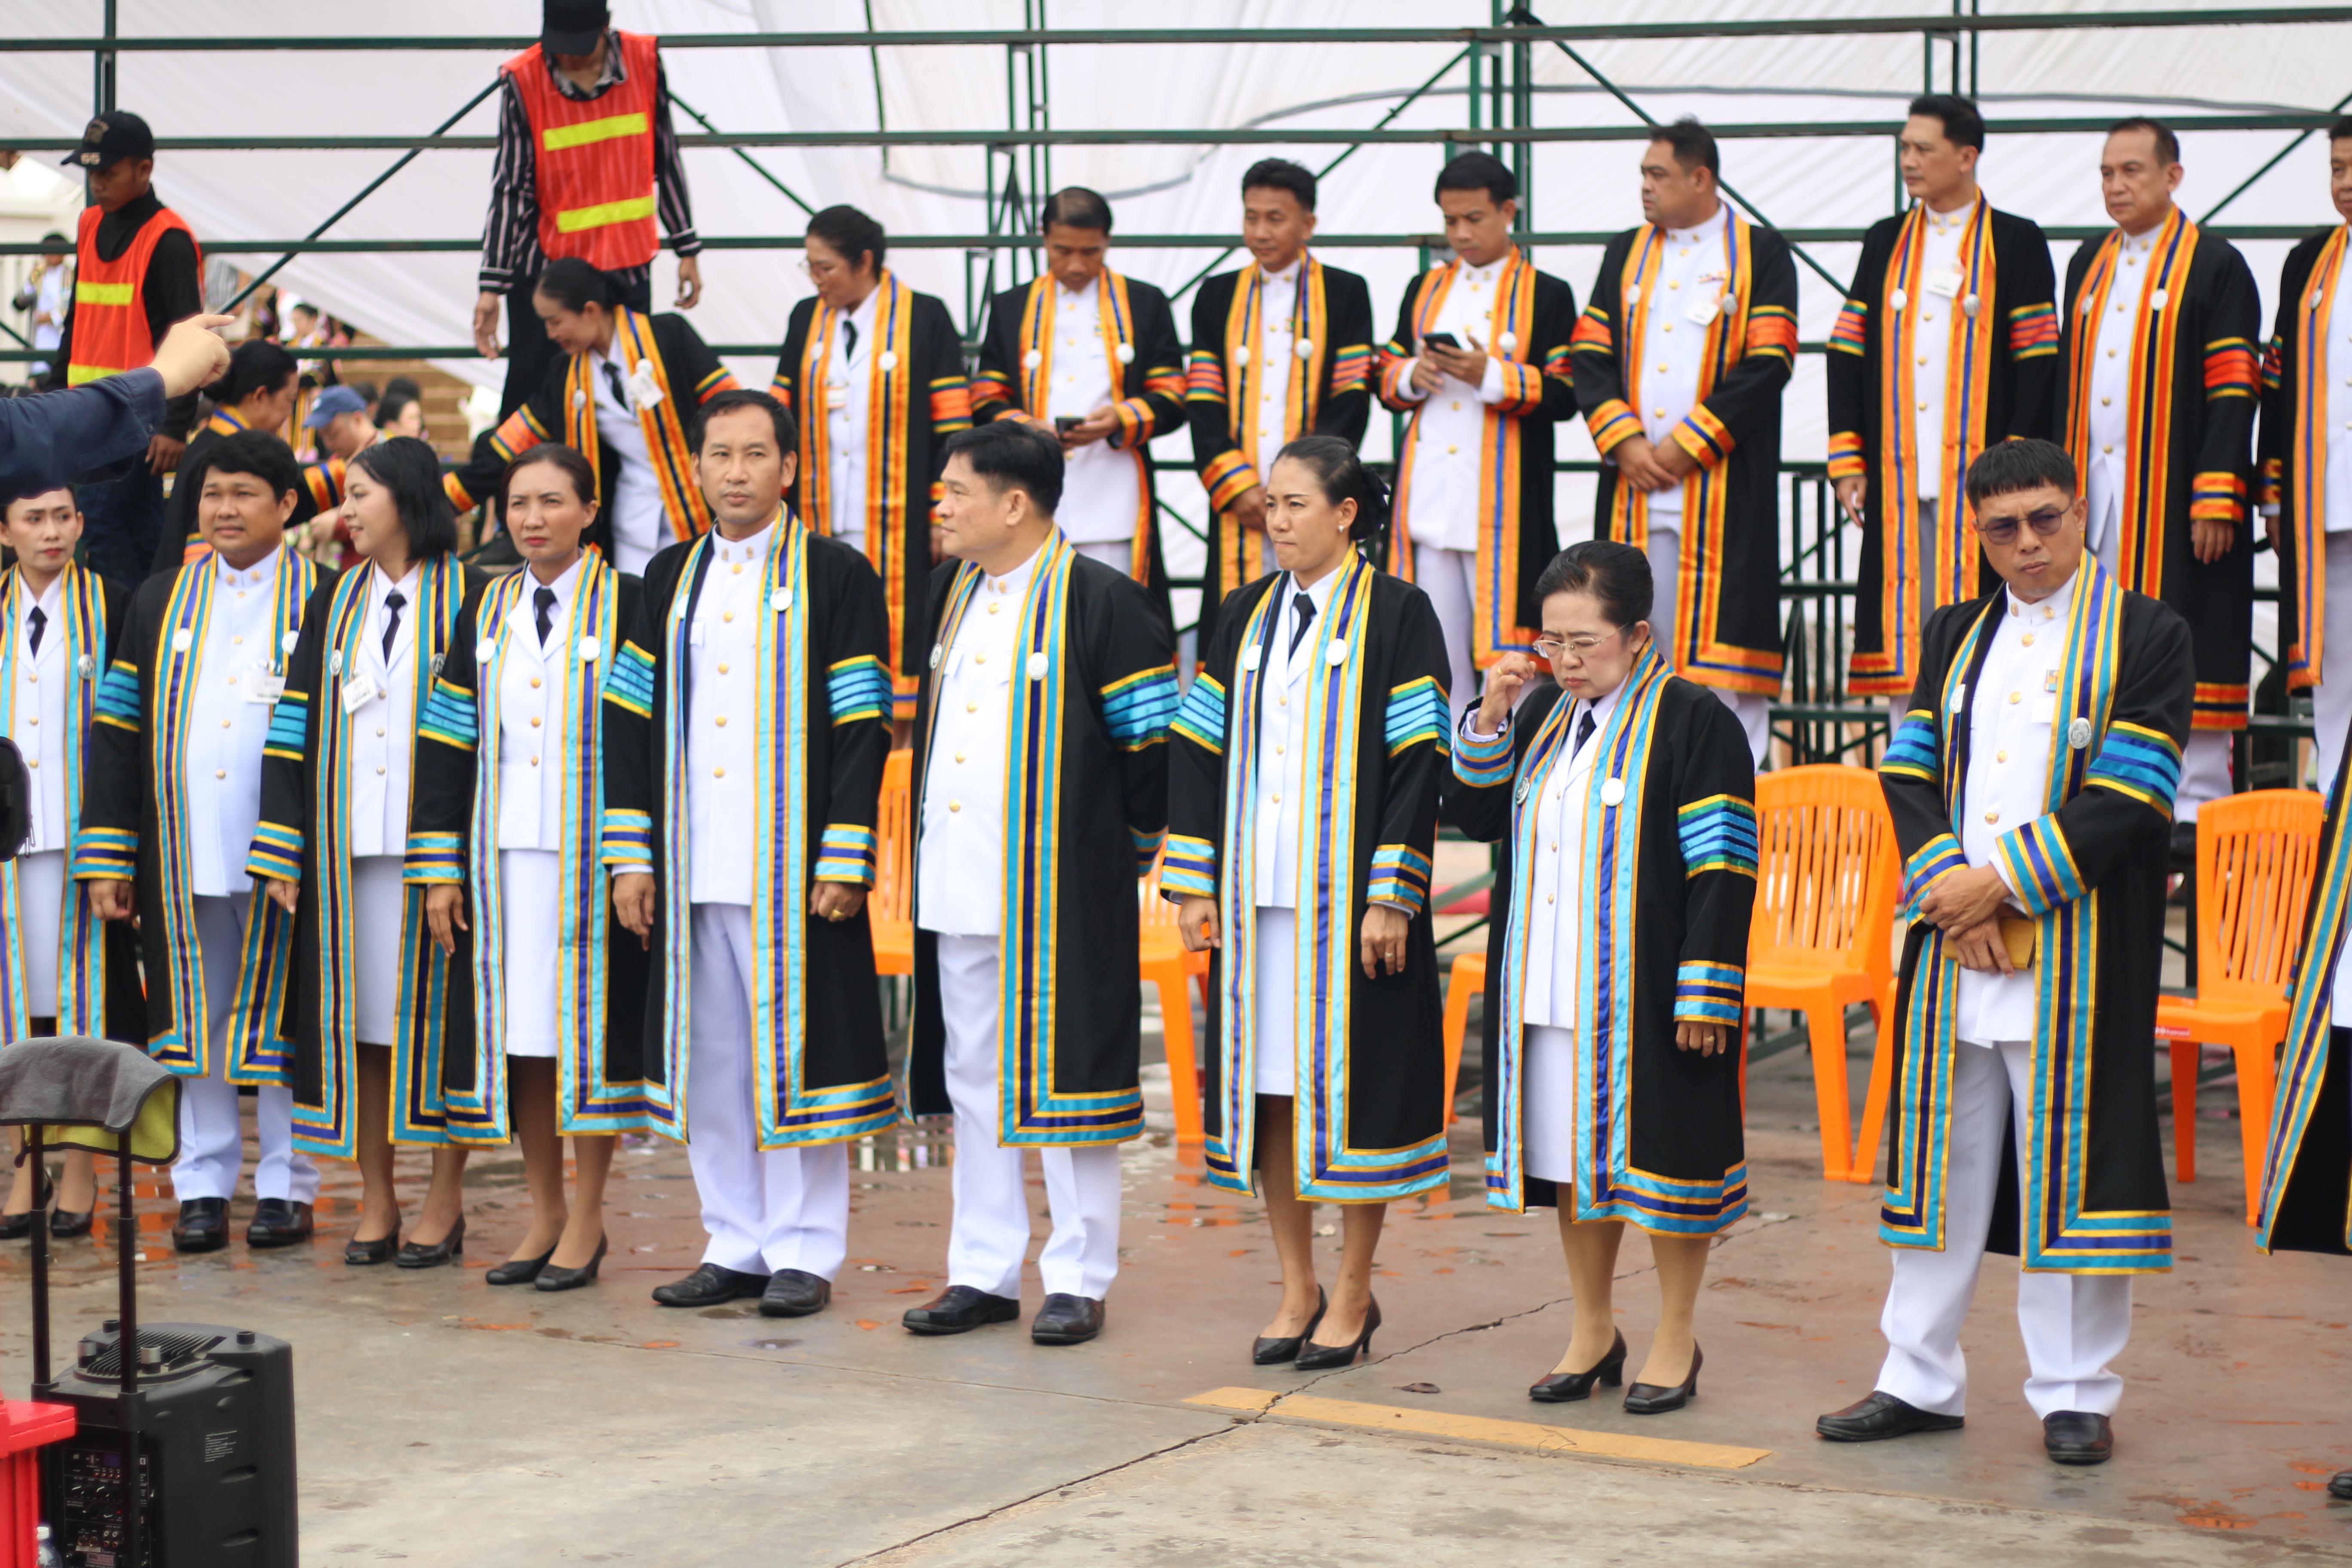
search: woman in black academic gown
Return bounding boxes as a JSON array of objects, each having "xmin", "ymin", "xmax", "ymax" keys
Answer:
[
  {"xmin": 413, "ymin": 445, "xmax": 648, "ymax": 1290},
  {"xmin": 1450, "ymin": 540, "xmax": 1757, "ymax": 1413},
  {"xmin": 1167, "ymin": 435, "xmax": 1452, "ymax": 1369}
]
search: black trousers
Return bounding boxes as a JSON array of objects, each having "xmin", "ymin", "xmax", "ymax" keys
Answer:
[{"xmin": 498, "ymin": 268, "xmax": 656, "ymax": 420}]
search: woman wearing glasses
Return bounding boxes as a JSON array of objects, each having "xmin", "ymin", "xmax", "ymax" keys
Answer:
[
  {"xmin": 1450, "ymin": 539, "xmax": 1758, "ymax": 1413},
  {"xmin": 1167, "ymin": 435, "xmax": 1452, "ymax": 1369}
]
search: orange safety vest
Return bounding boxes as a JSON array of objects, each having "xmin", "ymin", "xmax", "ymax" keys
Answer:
[
  {"xmin": 503, "ymin": 31, "xmax": 662, "ymax": 274},
  {"xmin": 66, "ymin": 202, "xmax": 199, "ymax": 386}
]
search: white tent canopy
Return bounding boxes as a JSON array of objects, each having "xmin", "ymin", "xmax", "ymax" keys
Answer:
[{"xmin": 6, "ymin": 0, "xmax": 2348, "ymax": 595}]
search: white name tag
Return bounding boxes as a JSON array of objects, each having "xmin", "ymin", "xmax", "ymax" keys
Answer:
[
  {"xmin": 1948, "ymin": 683, "xmax": 1966, "ymax": 714},
  {"xmin": 247, "ymin": 664, "xmax": 286, "ymax": 704},
  {"xmin": 1924, "ymin": 266, "xmax": 1963, "ymax": 299},
  {"xmin": 1683, "ymin": 294, "xmax": 1721, "ymax": 327},
  {"xmin": 688, "ymin": 624, "xmax": 706, "ymax": 649},
  {"xmin": 340, "ymin": 674, "xmax": 380, "ymax": 715}
]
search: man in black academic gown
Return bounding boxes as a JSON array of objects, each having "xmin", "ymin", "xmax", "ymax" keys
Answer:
[{"xmin": 1818, "ymin": 439, "xmax": 2190, "ymax": 1465}]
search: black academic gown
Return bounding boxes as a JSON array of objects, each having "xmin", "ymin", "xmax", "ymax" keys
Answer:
[
  {"xmin": 970, "ymin": 271, "xmax": 1185, "ymax": 621},
  {"xmin": 1574, "ymin": 217, "xmax": 1796, "ymax": 698},
  {"xmin": 1877, "ymin": 562, "xmax": 2189, "ymax": 1272},
  {"xmin": 1450, "ymin": 654, "xmax": 1757, "ymax": 1227},
  {"xmin": 905, "ymin": 535, "xmax": 1176, "ymax": 1145},
  {"xmin": 2257, "ymin": 225, "xmax": 2352, "ymax": 694},
  {"xmin": 771, "ymin": 274, "xmax": 973, "ymax": 709},
  {"xmin": 2059, "ymin": 211, "xmax": 2260, "ymax": 733},
  {"xmin": 1164, "ymin": 555, "xmax": 1451, "ymax": 1201},
  {"xmin": 2258, "ymin": 718, "xmax": 2352, "ymax": 1256},
  {"xmin": 1186, "ymin": 257, "xmax": 1375, "ymax": 640},
  {"xmin": 445, "ymin": 308, "xmax": 740, "ymax": 554},
  {"xmin": 1374, "ymin": 249, "xmax": 1579, "ymax": 666},
  {"xmin": 8, "ymin": 564, "xmax": 143, "ymax": 1043},
  {"xmin": 81, "ymin": 546, "xmax": 332, "ymax": 1076},
  {"xmin": 255, "ymin": 556, "xmax": 490, "ymax": 1158},
  {"xmin": 602, "ymin": 513, "xmax": 895, "ymax": 1148},
  {"xmin": 406, "ymin": 555, "xmax": 654, "ymax": 1143},
  {"xmin": 1828, "ymin": 201, "xmax": 2060, "ymax": 697}
]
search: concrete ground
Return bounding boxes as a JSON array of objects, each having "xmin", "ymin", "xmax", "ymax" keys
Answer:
[{"xmin": 4, "ymin": 914, "xmax": 2349, "ymax": 1563}]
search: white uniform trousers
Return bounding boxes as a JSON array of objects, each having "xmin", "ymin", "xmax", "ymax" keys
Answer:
[
  {"xmin": 935, "ymin": 933, "xmax": 1122, "ymax": 1301},
  {"xmin": 1072, "ymin": 540, "xmax": 1132, "ymax": 578},
  {"xmin": 1412, "ymin": 543, "xmax": 1479, "ymax": 726},
  {"xmin": 686, "ymin": 903, "xmax": 849, "ymax": 1279},
  {"xmin": 12, "ymin": 852, "xmax": 64, "ymax": 1019},
  {"xmin": 2314, "ymin": 532, "xmax": 2352, "ymax": 794},
  {"xmin": 2088, "ymin": 525, "xmax": 2231, "ymax": 817},
  {"xmin": 1644, "ymin": 527, "xmax": 1771, "ymax": 764},
  {"xmin": 498, "ymin": 850, "xmax": 561, "ymax": 1058},
  {"xmin": 1875, "ymin": 1038, "xmax": 2132, "ymax": 1419},
  {"xmin": 351, "ymin": 854, "xmax": 405, "ymax": 1045},
  {"xmin": 1251, "ymin": 909, "xmax": 1298, "ymax": 1098},
  {"xmin": 171, "ymin": 893, "xmax": 318, "ymax": 1205}
]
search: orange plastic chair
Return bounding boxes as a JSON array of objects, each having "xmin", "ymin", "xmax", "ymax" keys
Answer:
[
  {"xmin": 2154, "ymin": 788, "xmax": 2322, "ymax": 1221},
  {"xmin": 1437, "ymin": 950, "xmax": 1481, "ymax": 1130},
  {"xmin": 869, "ymin": 749, "xmax": 914, "ymax": 977},
  {"xmin": 1744, "ymin": 766, "xmax": 1901, "ymax": 1184},
  {"xmin": 1139, "ymin": 856, "xmax": 1212, "ymax": 1146}
]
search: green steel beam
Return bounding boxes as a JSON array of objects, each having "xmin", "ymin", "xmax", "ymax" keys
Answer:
[
  {"xmin": 2199, "ymin": 86, "xmax": 2352, "ymax": 225},
  {"xmin": 8, "ymin": 12, "xmax": 2352, "ymax": 49},
  {"xmin": 666, "ymin": 91, "xmax": 818, "ymax": 217},
  {"xmin": 4, "ymin": 113, "xmax": 2337, "ymax": 153}
]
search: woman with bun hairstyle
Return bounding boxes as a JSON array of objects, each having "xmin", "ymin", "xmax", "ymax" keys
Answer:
[
  {"xmin": 1165, "ymin": 434, "xmax": 1452, "ymax": 1369},
  {"xmin": 152, "ymin": 338, "xmax": 310, "ymax": 576},
  {"xmin": 1450, "ymin": 539, "xmax": 1757, "ymax": 1414}
]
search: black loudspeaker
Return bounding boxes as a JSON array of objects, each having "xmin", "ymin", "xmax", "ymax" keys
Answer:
[{"xmin": 41, "ymin": 1323, "xmax": 295, "ymax": 1568}]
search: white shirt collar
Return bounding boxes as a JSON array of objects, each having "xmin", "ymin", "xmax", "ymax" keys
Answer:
[
  {"xmin": 1924, "ymin": 193, "xmax": 1979, "ymax": 231},
  {"xmin": 1282, "ymin": 561, "xmax": 1346, "ymax": 620},
  {"xmin": 212, "ymin": 546, "xmax": 282, "ymax": 594},
  {"xmin": 713, "ymin": 518, "xmax": 777, "ymax": 565},
  {"xmin": 1458, "ymin": 251, "xmax": 1508, "ymax": 283},
  {"xmin": 985, "ymin": 537, "xmax": 1050, "ymax": 597},
  {"xmin": 1579, "ymin": 676, "xmax": 1630, "ymax": 734},
  {"xmin": 1056, "ymin": 273, "xmax": 1100, "ymax": 307},
  {"xmin": 15, "ymin": 571, "xmax": 63, "ymax": 620},
  {"xmin": 522, "ymin": 553, "xmax": 587, "ymax": 616},
  {"xmin": 2006, "ymin": 568, "xmax": 2077, "ymax": 622},
  {"xmin": 371, "ymin": 560, "xmax": 422, "ymax": 603},
  {"xmin": 1262, "ymin": 256, "xmax": 1303, "ymax": 288},
  {"xmin": 1666, "ymin": 202, "xmax": 1729, "ymax": 246},
  {"xmin": 2118, "ymin": 216, "xmax": 2170, "ymax": 253}
]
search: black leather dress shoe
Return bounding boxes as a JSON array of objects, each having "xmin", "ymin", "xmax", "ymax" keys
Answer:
[
  {"xmin": 651, "ymin": 1262, "xmax": 768, "ymax": 1307},
  {"xmin": 345, "ymin": 1228, "xmax": 400, "ymax": 1266},
  {"xmin": 2330, "ymin": 1470, "xmax": 2352, "ymax": 1501},
  {"xmin": 1032, "ymin": 1293, "xmax": 1105, "ymax": 1345},
  {"xmin": 245, "ymin": 1199, "xmax": 312, "ymax": 1249},
  {"xmin": 903, "ymin": 1285, "xmax": 1021, "ymax": 1335},
  {"xmin": 1623, "ymin": 1342, "xmax": 1702, "ymax": 1415},
  {"xmin": 1816, "ymin": 1390, "xmax": 1965, "ymax": 1442},
  {"xmin": 1295, "ymin": 1297, "xmax": 1380, "ymax": 1371},
  {"xmin": 1252, "ymin": 1288, "xmax": 1326, "ymax": 1366},
  {"xmin": 395, "ymin": 1216, "xmax": 466, "ymax": 1270},
  {"xmin": 172, "ymin": 1197, "xmax": 229, "ymax": 1254},
  {"xmin": 1530, "ymin": 1329, "xmax": 1627, "ymax": 1403},
  {"xmin": 760, "ymin": 1268, "xmax": 832, "ymax": 1318},
  {"xmin": 0, "ymin": 1212, "xmax": 34, "ymax": 1242},
  {"xmin": 49, "ymin": 1207, "xmax": 92, "ymax": 1239},
  {"xmin": 486, "ymin": 1247, "xmax": 555, "ymax": 1286},
  {"xmin": 2043, "ymin": 1410, "xmax": 2114, "ymax": 1465},
  {"xmin": 536, "ymin": 1235, "xmax": 606, "ymax": 1293}
]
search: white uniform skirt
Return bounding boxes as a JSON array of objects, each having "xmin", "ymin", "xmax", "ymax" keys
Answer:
[
  {"xmin": 351, "ymin": 855, "xmax": 406, "ymax": 1045},
  {"xmin": 12, "ymin": 851, "xmax": 64, "ymax": 1020},
  {"xmin": 497, "ymin": 849, "xmax": 561, "ymax": 1058},
  {"xmin": 1522, "ymin": 1023, "xmax": 1588, "ymax": 1188},
  {"xmin": 1251, "ymin": 906, "xmax": 1297, "ymax": 1098}
]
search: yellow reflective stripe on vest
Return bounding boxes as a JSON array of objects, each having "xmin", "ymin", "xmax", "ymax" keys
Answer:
[
  {"xmin": 74, "ymin": 281, "xmax": 135, "ymax": 307},
  {"xmin": 540, "ymin": 111, "xmax": 649, "ymax": 153},
  {"xmin": 65, "ymin": 364, "xmax": 127, "ymax": 386},
  {"xmin": 553, "ymin": 193, "xmax": 657, "ymax": 234}
]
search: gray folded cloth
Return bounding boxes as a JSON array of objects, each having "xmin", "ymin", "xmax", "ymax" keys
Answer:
[{"xmin": 0, "ymin": 1038, "xmax": 178, "ymax": 1147}]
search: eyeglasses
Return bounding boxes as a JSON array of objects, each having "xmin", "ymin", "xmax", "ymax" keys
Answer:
[
  {"xmin": 798, "ymin": 258, "xmax": 842, "ymax": 279},
  {"xmin": 1533, "ymin": 626, "xmax": 1626, "ymax": 662},
  {"xmin": 1973, "ymin": 505, "xmax": 2071, "ymax": 546}
]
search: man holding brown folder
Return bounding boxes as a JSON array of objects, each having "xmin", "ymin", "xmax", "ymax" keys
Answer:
[{"xmin": 1817, "ymin": 438, "xmax": 2190, "ymax": 1466}]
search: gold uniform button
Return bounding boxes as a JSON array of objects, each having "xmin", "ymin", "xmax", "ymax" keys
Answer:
[
  {"xmin": 2007, "ymin": 691, "xmax": 2022, "ymax": 704},
  {"xmin": 375, "ymin": 765, "xmax": 386, "ymax": 776},
  {"xmin": 975, "ymin": 652, "xmax": 987, "ymax": 665},
  {"xmin": 954, "ymin": 750, "xmax": 966, "ymax": 763},
  {"xmin": 220, "ymin": 719, "xmax": 231, "ymax": 729},
  {"xmin": 717, "ymin": 664, "xmax": 729, "ymax": 676},
  {"xmin": 1984, "ymin": 810, "xmax": 2000, "ymax": 824},
  {"xmin": 2102, "ymin": 444, "xmax": 2114, "ymax": 455},
  {"xmin": 731, "ymin": 564, "xmax": 744, "ymax": 576},
  {"xmin": 2020, "ymin": 633, "xmax": 2035, "ymax": 648},
  {"xmin": 713, "ymin": 766, "xmax": 725, "ymax": 778},
  {"xmin": 232, "ymin": 635, "xmax": 244, "ymax": 646},
  {"xmin": 1277, "ymin": 695, "xmax": 1287, "ymax": 708},
  {"xmin": 1918, "ymin": 356, "xmax": 1929, "ymax": 367},
  {"xmin": 530, "ymin": 756, "xmax": 539, "ymax": 766},
  {"xmin": 214, "ymin": 768, "xmax": 225, "ymax": 779},
  {"xmin": 530, "ymin": 716, "xmax": 542, "ymax": 729},
  {"xmin": 1546, "ymin": 894, "xmax": 1555, "ymax": 904},
  {"xmin": 949, "ymin": 799, "xmax": 961, "ymax": 812},
  {"xmin": 1661, "ymin": 323, "xmax": 1673, "ymax": 334},
  {"xmin": 374, "ymin": 726, "xmax": 385, "ymax": 737},
  {"xmin": 2101, "ymin": 396, "xmax": 2111, "ymax": 406},
  {"xmin": 1997, "ymin": 748, "xmax": 2009, "ymax": 763},
  {"xmin": 714, "ymin": 716, "xmax": 727, "ymax": 728},
  {"xmin": 1447, "ymin": 445, "xmax": 1458, "ymax": 455},
  {"xmin": 987, "ymin": 602, "xmax": 1001, "ymax": 615},
  {"xmin": 1921, "ymin": 313, "xmax": 1934, "ymax": 325},
  {"xmin": 1451, "ymin": 401, "xmax": 1462, "ymax": 411},
  {"xmin": 226, "ymin": 676, "xmax": 238, "ymax": 687},
  {"xmin": 722, "ymin": 611, "xmax": 734, "ymax": 624},
  {"xmin": 1917, "ymin": 401, "xmax": 1928, "ymax": 412},
  {"xmin": 1271, "ymin": 793, "xmax": 1282, "ymax": 805},
  {"xmin": 966, "ymin": 701, "xmax": 978, "ymax": 714},
  {"xmin": 531, "ymin": 677, "xmax": 542, "ymax": 689}
]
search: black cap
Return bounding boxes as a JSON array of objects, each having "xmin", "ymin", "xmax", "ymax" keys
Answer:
[
  {"xmin": 61, "ymin": 110, "xmax": 154, "ymax": 171},
  {"xmin": 542, "ymin": 0, "xmax": 610, "ymax": 56}
]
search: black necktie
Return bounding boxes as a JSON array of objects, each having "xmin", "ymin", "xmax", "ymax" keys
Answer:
[
  {"xmin": 26, "ymin": 606, "xmax": 46, "ymax": 659},
  {"xmin": 1570, "ymin": 709, "xmax": 1597, "ymax": 758},
  {"xmin": 382, "ymin": 589, "xmax": 406, "ymax": 665},
  {"xmin": 841, "ymin": 320, "xmax": 859, "ymax": 360},
  {"xmin": 1287, "ymin": 593, "xmax": 1316, "ymax": 659},
  {"xmin": 534, "ymin": 586, "xmax": 557, "ymax": 647},
  {"xmin": 602, "ymin": 360, "xmax": 629, "ymax": 411}
]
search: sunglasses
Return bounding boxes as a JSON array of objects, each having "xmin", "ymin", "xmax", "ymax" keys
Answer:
[{"xmin": 1973, "ymin": 505, "xmax": 2071, "ymax": 546}]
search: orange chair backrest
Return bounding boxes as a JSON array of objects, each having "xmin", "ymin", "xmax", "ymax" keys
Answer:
[
  {"xmin": 2196, "ymin": 788, "xmax": 2324, "ymax": 1003},
  {"xmin": 1751, "ymin": 765, "xmax": 1899, "ymax": 978},
  {"xmin": 872, "ymin": 748, "xmax": 913, "ymax": 926}
]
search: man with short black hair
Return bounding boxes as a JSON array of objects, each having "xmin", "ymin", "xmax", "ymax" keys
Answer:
[
  {"xmin": 45, "ymin": 110, "xmax": 205, "ymax": 585},
  {"xmin": 1819, "ymin": 437, "xmax": 2189, "ymax": 1466},
  {"xmin": 1573, "ymin": 119, "xmax": 1795, "ymax": 763},
  {"xmin": 971, "ymin": 189, "xmax": 1185, "ymax": 614},
  {"xmin": 606, "ymin": 388, "xmax": 895, "ymax": 1317},
  {"xmin": 1377, "ymin": 150, "xmax": 1579, "ymax": 725},
  {"xmin": 771, "ymin": 205, "xmax": 972, "ymax": 717},
  {"xmin": 2061, "ymin": 117, "xmax": 2259, "ymax": 845},
  {"xmin": 2260, "ymin": 116, "xmax": 2352, "ymax": 787},
  {"xmin": 1187, "ymin": 159, "xmax": 1375, "ymax": 642},
  {"xmin": 899, "ymin": 420, "xmax": 1175, "ymax": 1346},
  {"xmin": 77, "ymin": 429, "xmax": 331, "ymax": 1252},
  {"xmin": 1831, "ymin": 93, "xmax": 2059, "ymax": 709}
]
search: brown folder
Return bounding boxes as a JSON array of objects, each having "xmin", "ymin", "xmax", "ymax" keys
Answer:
[{"xmin": 1997, "ymin": 916, "xmax": 2038, "ymax": 970}]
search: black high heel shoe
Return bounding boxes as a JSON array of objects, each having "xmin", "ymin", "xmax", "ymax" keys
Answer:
[
  {"xmin": 1528, "ymin": 1329, "xmax": 1627, "ymax": 1403},
  {"xmin": 486, "ymin": 1246, "xmax": 556, "ymax": 1286},
  {"xmin": 1623, "ymin": 1342, "xmax": 1703, "ymax": 1415},
  {"xmin": 49, "ymin": 1207, "xmax": 93, "ymax": 1239},
  {"xmin": 1294, "ymin": 1297, "xmax": 1381, "ymax": 1372},
  {"xmin": 1252, "ymin": 1288, "xmax": 1327, "ymax": 1366},
  {"xmin": 535, "ymin": 1234, "xmax": 606, "ymax": 1292},
  {"xmin": 345, "ymin": 1225, "xmax": 401, "ymax": 1266},
  {"xmin": 0, "ymin": 1212, "xmax": 33, "ymax": 1242},
  {"xmin": 395, "ymin": 1216, "xmax": 466, "ymax": 1270}
]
